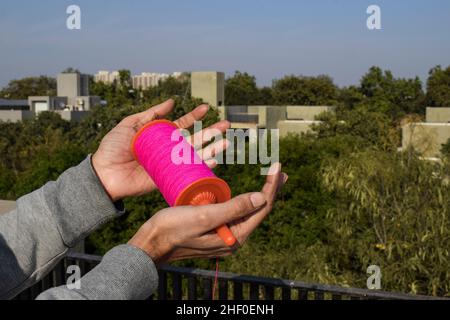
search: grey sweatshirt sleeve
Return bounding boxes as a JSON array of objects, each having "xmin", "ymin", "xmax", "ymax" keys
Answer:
[
  {"xmin": 0, "ymin": 156, "xmax": 158, "ymax": 300},
  {"xmin": 36, "ymin": 244, "xmax": 158, "ymax": 300}
]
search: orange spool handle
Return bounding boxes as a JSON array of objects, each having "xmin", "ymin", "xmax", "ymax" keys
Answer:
[{"xmin": 175, "ymin": 177, "xmax": 237, "ymax": 247}]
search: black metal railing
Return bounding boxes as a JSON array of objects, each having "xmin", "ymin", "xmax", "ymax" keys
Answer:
[{"xmin": 15, "ymin": 251, "xmax": 444, "ymax": 300}]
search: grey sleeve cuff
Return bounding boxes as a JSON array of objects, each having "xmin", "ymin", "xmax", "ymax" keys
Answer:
[
  {"xmin": 41, "ymin": 155, "xmax": 125, "ymax": 247},
  {"xmin": 36, "ymin": 244, "xmax": 159, "ymax": 300}
]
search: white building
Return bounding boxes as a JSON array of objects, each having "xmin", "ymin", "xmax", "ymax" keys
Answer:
[
  {"xmin": 94, "ymin": 71, "xmax": 182, "ymax": 90},
  {"xmin": 93, "ymin": 71, "xmax": 120, "ymax": 84}
]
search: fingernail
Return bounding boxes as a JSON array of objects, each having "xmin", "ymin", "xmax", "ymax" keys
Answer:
[{"xmin": 250, "ymin": 192, "xmax": 266, "ymax": 207}]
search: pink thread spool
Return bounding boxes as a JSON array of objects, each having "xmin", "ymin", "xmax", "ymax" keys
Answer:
[{"xmin": 132, "ymin": 119, "xmax": 237, "ymax": 247}]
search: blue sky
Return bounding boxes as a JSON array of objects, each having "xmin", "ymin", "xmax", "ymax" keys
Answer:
[{"xmin": 0, "ymin": 0, "xmax": 449, "ymax": 87}]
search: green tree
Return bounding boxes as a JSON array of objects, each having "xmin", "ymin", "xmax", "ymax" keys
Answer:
[
  {"xmin": 225, "ymin": 71, "xmax": 260, "ymax": 105},
  {"xmin": 426, "ymin": 65, "xmax": 450, "ymax": 107},
  {"xmin": 118, "ymin": 69, "xmax": 132, "ymax": 88},
  {"xmin": 359, "ymin": 66, "xmax": 425, "ymax": 118},
  {"xmin": 271, "ymin": 74, "xmax": 338, "ymax": 106},
  {"xmin": 61, "ymin": 67, "xmax": 80, "ymax": 74},
  {"xmin": 0, "ymin": 76, "xmax": 56, "ymax": 99}
]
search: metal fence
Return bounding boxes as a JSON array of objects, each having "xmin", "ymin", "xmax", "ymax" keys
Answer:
[{"xmin": 15, "ymin": 251, "xmax": 443, "ymax": 300}]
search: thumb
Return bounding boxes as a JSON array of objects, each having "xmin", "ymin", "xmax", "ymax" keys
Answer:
[{"xmin": 198, "ymin": 192, "xmax": 266, "ymax": 231}]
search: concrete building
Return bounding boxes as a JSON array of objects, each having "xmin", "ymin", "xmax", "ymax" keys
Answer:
[
  {"xmin": 0, "ymin": 110, "xmax": 34, "ymax": 122},
  {"xmin": 28, "ymin": 96, "xmax": 68, "ymax": 113},
  {"xmin": 222, "ymin": 105, "xmax": 335, "ymax": 137},
  {"xmin": 277, "ymin": 106, "xmax": 335, "ymax": 137},
  {"xmin": 57, "ymin": 73, "xmax": 89, "ymax": 97},
  {"xmin": 29, "ymin": 72, "xmax": 100, "ymax": 114},
  {"xmin": 425, "ymin": 107, "xmax": 450, "ymax": 123},
  {"xmin": 0, "ymin": 99, "xmax": 29, "ymax": 110},
  {"xmin": 191, "ymin": 71, "xmax": 225, "ymax": 108},
  {"xmin": 402, "ymin": 107, "xmax": 450, "ymax": 158},
  {"xmin": 1, "ymin": 72, "xmax": 100, "ymax": 123}
]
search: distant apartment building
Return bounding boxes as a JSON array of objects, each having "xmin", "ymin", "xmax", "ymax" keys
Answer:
[
  {"xmin": 94, "ymin": 70, "xmax": 120, "ymax": 84},
  {"xmin": 94, "ymin": 71, "xmax": 182, "ymax": 90}
]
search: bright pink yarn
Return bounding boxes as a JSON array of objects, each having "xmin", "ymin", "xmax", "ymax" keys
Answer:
[{"xmin": 134, "ymin": 122, "xmax": 216, "ymax": 206}]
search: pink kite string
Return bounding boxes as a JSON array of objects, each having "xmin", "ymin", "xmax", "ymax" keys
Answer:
[{"xmin": 133, "ymin": 122, "xmax": 216, "ymax": 206}]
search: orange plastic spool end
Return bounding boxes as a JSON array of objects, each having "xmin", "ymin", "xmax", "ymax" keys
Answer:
[{"xmin": 175, "ymin": 177, "xmax": 237, "ymax": 247}]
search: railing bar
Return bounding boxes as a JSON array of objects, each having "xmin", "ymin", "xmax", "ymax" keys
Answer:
[
  {"xmin": 203, "ymin": 278, "xmax": 212, "ymax": 300},
  {"xmin": 282, "ymin": 287, "xmax": 291, "ymax": 300},
  {"xmin": 264, "ymin": 285, "xmax": 274, "ymax": 300},
  {"xmin": 40, "ymin": 274, "xmax": 51, "ymax": 291},
  {"xmin": 173, "ymin": 274, "xmax": 182, "ymax": 300},
  {"xmin": 315, "ymin": 291, "xmax": 324, "ymax": 300},
  {"xmin": 233, "ymin": 282, "xmax": 243, "ymax": 300},
  {"xmin": 158, "ymin": 271, "xmax": 167, "ymax": 300},
  {"xmin": 188, "ymin": 276, "xmax": 197, "ymax": 300},
  {"xmin": 218, "ymin": 280, "xmax": 228, "ymax": 301},
  {"xmin": 298, "ymin": 289, "xmax": 308, "ymax": 300},
  {"xmin": 250, "ymin": 283, "xmax": 259, "ymax": 300},
  {"xmin": 332, "ymin": 294, "xmax": 342, "ymax": 300}
]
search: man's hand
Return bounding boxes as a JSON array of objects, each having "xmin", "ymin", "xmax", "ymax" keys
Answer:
[
  {"xmin": 128, "ymin": 163, "xmax": 288, "ymax": 265},
  {"xmin": 92, "ymin": 99, "xmax": 231, "ymax": 201}
]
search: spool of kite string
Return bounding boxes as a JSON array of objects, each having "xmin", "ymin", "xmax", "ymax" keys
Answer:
[{"xmin": 132, "ymin": 119, "xmax": 237, "ymax": 247}]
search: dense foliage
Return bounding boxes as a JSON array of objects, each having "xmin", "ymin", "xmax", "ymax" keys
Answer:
[
  {"xmin": 0, "ymin": 76, "xmax": 56, "ymax": 99},
  {"xmin": 1, "ymin": 66, "xmax": 450, "ymax": 296}
]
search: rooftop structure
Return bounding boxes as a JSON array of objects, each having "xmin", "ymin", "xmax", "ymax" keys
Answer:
[
  {"xmin": 191, "ymin": 71, "xmax": 225, "ymax": 108},
  {"xmin": 402, "ymin": 107, "xmax": 450, "ymax": 158},
  {"xmin": 221, "ymin": 105, "xmax": 335, "ymax": 137},
  {"xmin": 0, "ymin": 73, "xmax": 100, "ymax": 123},
  {"xmin": 0, "ymin": 99, "xmax": 29, "ymax": 111}
]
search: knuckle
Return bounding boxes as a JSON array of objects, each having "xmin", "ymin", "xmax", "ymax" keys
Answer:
[
  {"xmin": 232, "ymin": 198, "xmax": 250, "ymax": 215},
  {"xmin": 197, "ymin": 211, "xmax": 211, "ymax": 226}
]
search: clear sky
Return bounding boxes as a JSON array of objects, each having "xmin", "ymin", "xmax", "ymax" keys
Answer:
[{"xmin": 0, "ymin": 0, "xmax": 449, "ymax": 87}]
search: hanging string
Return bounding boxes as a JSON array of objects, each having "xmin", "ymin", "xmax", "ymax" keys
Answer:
[{"xmin": 212, "ymin": 257, "xmax": 220, "ymax": 300}]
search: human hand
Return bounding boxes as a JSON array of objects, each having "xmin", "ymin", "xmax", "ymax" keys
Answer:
[
  {"xmin": 92, "ymin": 99, "xmax": 230, "ymax": 201},
  {"xmin": 128, "ymin": 163, "xmax": 287, "ymax": 265}
]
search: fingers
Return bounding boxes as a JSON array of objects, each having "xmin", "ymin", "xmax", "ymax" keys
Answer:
[
  {"xmin": 189, "ymin": 120, "xmax": 231, "ymax": 148},
  {"xmin": 194, "ymin": 192, "xmax": 267, "ymax": 232},
  {"xmin": 201, "ymin": 139, "xmax": 229, "ymax": 162},
  {"xmin": 122, "ymin": 99, "xmax": 175, "ymax": 129},
  {"xmin": 262, "ymin": 162, "xmax": 283, "ymax": 203},
  {"xmin": 234, "ymin": 163, "xmax": 284, "ymax": 235},
  {"xmin": 204, "ymin": 159, "xmax": 218, "ymax": 169},
  {"xmin": 174, "ymin": 104, "xmax": 209, "ymax": 129},
  {"xmin": 179, "ymin": 233, "xmax": 229, "ymax": 250}
]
